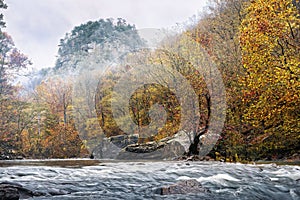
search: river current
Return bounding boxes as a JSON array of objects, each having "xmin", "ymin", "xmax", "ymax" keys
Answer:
[{"xmin": 0, "ymin": 160, "xmax": 299, "ymax": 199}]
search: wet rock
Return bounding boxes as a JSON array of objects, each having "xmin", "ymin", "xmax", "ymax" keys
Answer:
[
  {"xmin": 0, "ymin": 186, "xmax": 19, "ymax": 200},
  {"xmin": 186, "ymin": 155, "xmax": 203, "ymax": 161},
  {"xmin": 15, "ymin": 156, "xmax": 23, "ymax": 160},
  {"xmin": 175, "ymin": 155, "xmax": 212, "ymax": 161},
  {"xmin": 0, "ymin": 182, "xmax": 45, "ymax": 199},
  {"xmin": 156, "ymin": 179, "xmax": 209, "ymax": 195},
  {"xmin": 176, "ymin": 155, "xmax": 188, "ymax": 161},
  {"xmin": 0, "ymin": 182, "xmax": 71, "ymax": 199},
  {"xmin": 48, "ymin": 188, "xmax": 70, "ymax": 196}
]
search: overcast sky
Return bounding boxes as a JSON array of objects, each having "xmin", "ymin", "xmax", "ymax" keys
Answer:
[{"xmin": 4, "ymin": 0, "xmax": 207, "ymax": 69}]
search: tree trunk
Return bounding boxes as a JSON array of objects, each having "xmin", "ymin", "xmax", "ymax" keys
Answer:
[{"xmin": 186, "ymin": 93, "xmax": 211, "ymax": 156}]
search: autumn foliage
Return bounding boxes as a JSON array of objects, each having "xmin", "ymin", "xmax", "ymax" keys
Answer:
[{"xmin": 0, "ymin": 0, "xmax": 299, "ymax": 161}]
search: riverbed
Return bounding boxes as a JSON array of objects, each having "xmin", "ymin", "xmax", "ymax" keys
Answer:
[{"xmin": 0, "ymin": 159, "xmax": 299, "ymax": 199}]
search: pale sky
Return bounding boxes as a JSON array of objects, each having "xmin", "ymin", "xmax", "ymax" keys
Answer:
[{"xmin": 4, "ymin": 0, "xmax": 207, "ymax": 69}]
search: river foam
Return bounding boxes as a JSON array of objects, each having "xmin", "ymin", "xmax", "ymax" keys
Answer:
[{"xmin": 0, "ymin": 160, "xmax": 299, "ymax": 199}]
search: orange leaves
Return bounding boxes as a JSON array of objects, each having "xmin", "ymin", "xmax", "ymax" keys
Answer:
[
  {"xmin": 36, "ymin": 77, "xmax": 73, "ymax": 125},
  {"xmin": 40, "ymin": 124, "xmax": 87, "ymax": 158},
  {"xmin": 10, "ymin": 77, "xmax": 91, "ymax": 158}
]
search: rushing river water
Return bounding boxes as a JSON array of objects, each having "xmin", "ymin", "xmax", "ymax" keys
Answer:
[{"xmin": 0, "ymin": 159, "xmax": 299, "ymax": 199}]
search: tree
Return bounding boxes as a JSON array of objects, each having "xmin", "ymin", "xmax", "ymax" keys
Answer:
[
  {"xmin": 240, "ymin": 0, "xmax": 300, "ymax": 159},
  {"xmin": 36, "ymin": 78, "xmax": 72, "ymax": 125},
  {"xmin": 0, "ymin": 0, "xmax": 31, "ymax": 96},
  {"xmin": 51, "ymin": 18, "xmax": 147, "ymax": 154},
  {"xmin": 0, "ymin": 0, "xmax": 7, "ymax": 30},
  {"xmin": 0, "ymin": 0, "xmax": 31, "ymax": 156},
  {"xmin": 0, "ymin": 33, "xmax": 31, "ymax": 97},
  {"xmin": 184, "ymin": 0, "xmax": 252, "ymax": 161},
  {"xmin": 95, "ymin": 32, "xmax": 220, "ymax": 155},
  {"xmin": 31, "ymin": 77, "xmax": 89, "ymax": 158},
  {"xmin": 72, "ymin": 72, "xmax": 104, "ymax": 152}
]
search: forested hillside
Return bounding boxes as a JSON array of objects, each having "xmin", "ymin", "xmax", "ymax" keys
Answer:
[
  {"xmin": 55, "ymin": 18, "xmax": 145, "ymax": 72},
  {"xmin": 197, "ymin": 0, "xmax": 299, "ymax": 161}
]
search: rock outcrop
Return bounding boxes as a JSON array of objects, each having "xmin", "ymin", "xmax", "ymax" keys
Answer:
[
  {"xmin": 93, "ymin": 133, "xmax": 187, "ymax": 160},
  {"xmin": 116, "ymin": 140, "xmax": 185, "ymax": 160},
  {"xmin": 92, "ymin": 134, "xmax": 139, "ymax": 159}
]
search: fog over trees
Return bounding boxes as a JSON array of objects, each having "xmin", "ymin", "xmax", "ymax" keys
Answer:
[{"xmin": 0, "ymin": 0, "xmax": 299, "ymax": 161}]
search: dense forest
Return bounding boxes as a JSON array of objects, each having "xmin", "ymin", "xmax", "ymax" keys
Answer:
[{"xmin": 0, "ymin": 0, "xmax": 299, "ymax": 162}]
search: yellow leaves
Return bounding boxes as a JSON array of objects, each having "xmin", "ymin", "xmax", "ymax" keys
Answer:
[{"xmin": 240, "ymin": 0, "xmax": 299, "ymax": 136}]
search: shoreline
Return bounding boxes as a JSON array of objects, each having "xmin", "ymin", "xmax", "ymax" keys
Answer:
[
  {"xmin": 0, "ymin": 158, "xmax": 299, "ymax": 167},
  {"xmin": 252, "ymin": 160, "xmax": 300, "ymax": 166}
]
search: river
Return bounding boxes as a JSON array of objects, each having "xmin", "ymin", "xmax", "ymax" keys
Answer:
[{"xmin": 0, "ymin": 159, "xmax": 299, "ymax": 199}]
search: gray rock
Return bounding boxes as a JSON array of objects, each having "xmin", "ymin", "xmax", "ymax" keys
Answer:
[
  {"xmin": 92, "ymin": 134, "xmax": 139, "ymax": 159},
  {"xmin": 124, "ymin": 141, "xmax": 164, "ymax": 153},
  {"xmin": 92, "ymin": 138, "xmax": 120, "ymax": 159},
  {"xmin": 181, "ymin": 155, "xmax": 213, "ymax": 161},
  {"xmin": 93, "ymin": 133, "xmax": 189, "ymax": 160},
  {"xmin": 157, "ymin": 179, "xmax": 209, "ymax": 195},
  {"xmin": 48, "ymin": 188, "xmax": 70, "ymax": 196},
  {"xmin": 110, "ymin": 134, "xmax": 139, "ymax": 148},
  {"xmin": 116, "ymin": 140, "xmax": 185, "ymax": 160},
  {"xmin": 0, "ymin": 182, "xmax": 45, "ymax": 199},
  {"xmin": 0, "ymin": 186, "xmax": 19, "ymax": 200}
]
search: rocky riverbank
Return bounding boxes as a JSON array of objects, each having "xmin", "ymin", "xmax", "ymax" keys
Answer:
[
  {"xmin": 92, "ymin": 132, "xmax": 188, "ymax": 160},
  {"xmin": 0, "ymin": 142, "xmax": 24, "ymax": 160},
  {"xmin": 1, "ymin": 134, "xmax": 299, "ymax": 163}
]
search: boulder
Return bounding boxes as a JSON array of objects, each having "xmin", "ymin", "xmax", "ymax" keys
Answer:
[
  {"xmin": 124, "ymin": 141, "xmax": 164, "ymax": 153},
  {"xmin": 0, "ymin": 182, "xmax": 45, "ymax": 199},
  {"xmin": 47, "ymin": 188, "xmax": 70, "ymax": 196},
  {"xmin": 92, "ymin": 134, "xmax": 186, "ymax": 160},
  {"xmin": 116, "ymin": 140, "xmax": 185, "ymax": 160},
  {"xmin": 0, "ymin": 182, "xmax": 70, "ymax": 199},
  {"xmin": 92, "ymin": 134, "xmax": 139, "ymax": 159},
  {"xmin": 0, "ymin": 186, "xmax": 19, "ymax": 200},
  {"xmin": 93, "ymin": 131, "xmax": 194, "ymax": 160},
  {"xmin": 110, "ymin": 134, "xmax": 139, "ymax": 148},
  {"xmin": 156, "ymin": 179, "xmax": 209, "ymax": 195},
  {"xmin": 92, "ymin": 138, "xmax": 120, "ymax": 159}
]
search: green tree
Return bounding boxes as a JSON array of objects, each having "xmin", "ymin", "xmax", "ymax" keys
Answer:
[{"xmin": 55, "ymin": 18, "xmax": 145, "ymax": 72}]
